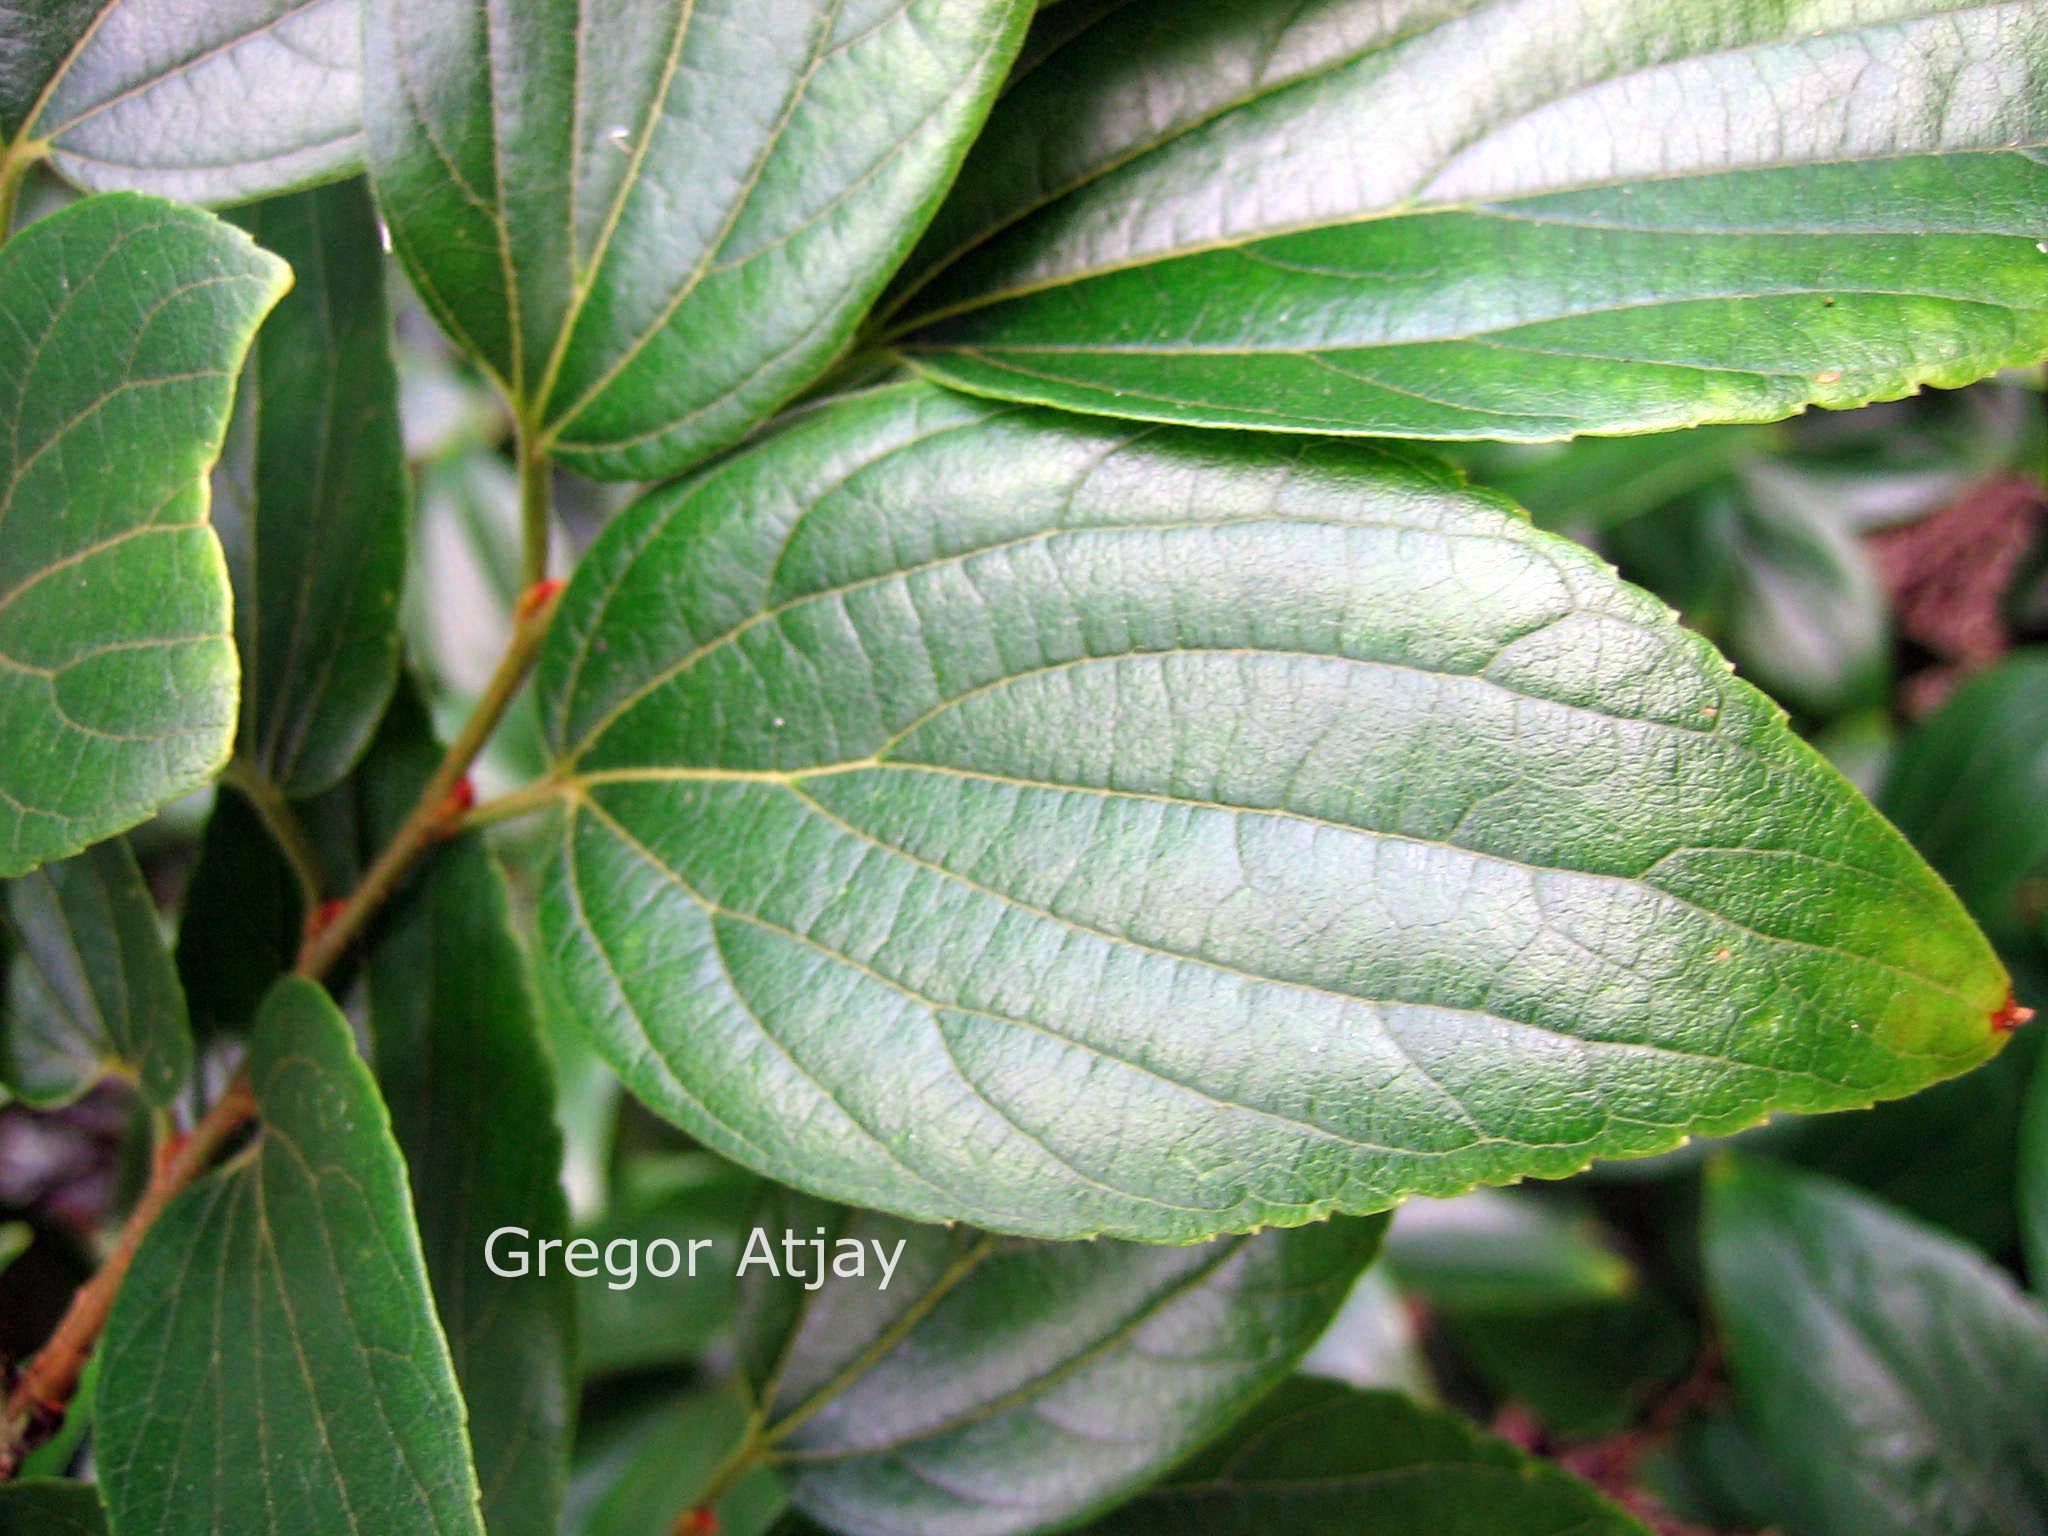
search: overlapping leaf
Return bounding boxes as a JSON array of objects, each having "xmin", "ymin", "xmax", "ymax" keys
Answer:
[
  {"xmin": 0, "ymin": 1481, "xmax": 106, "ymax": 1536},
  {"xmin": 736, "ymin": 1189, "xmax": 1383, "ymax": 1536},
  {"xmin": 0, "ymin": 836, "xmax": 188, "ymax": 1106},
  {"xmin": 534, "ymin": 382, "xmax": 2010, "ymax": 1242},
  {"xmin": 890, "ymin": 0, "xmax": 2048, "ymax": 441},
  {"xmin": 97, "ymin": 977, "xmax": 486, "ymax": 1536},
  {"xmin": 1706, "ymin": 1157, "xmax": 2048, "ymax": 1536},
  {"xmin": 0, "ymin": 193, "xmax": 288, "ymax": 877},
  {"xmin": 0, "ymin": 1, "xmax": 363, "ymax": 207},
  {"xmin": 217, "ymin": 178, "xmax": 409, "ymax": 798},
  {"xmin": 365, "ymin": 0, "xmax": 1034, "ymax": 479}
]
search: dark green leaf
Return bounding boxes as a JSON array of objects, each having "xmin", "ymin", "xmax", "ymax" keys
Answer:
[
  {"xmin": 2024, "ymin": 1042, "xmax": 2048, "ymax": 1291},
  {"xmin": 1705, "ymin": 1156, "xmax": 2048, "ymax": 1536},
  {"xmin": 1067, "ymin": 1379, "xmax": 1649, "ymax": 1536},
  {"xmin": 1, "ymin": 1, "xmax": 363, "ymax": 206},
  {"xmin": 533, "ymin": 381, "xmax": 2011, "ymax": 1242},
  {"xmin": 0, "ymin": 1481, "xmax": 105, "ymax": 1536},
  {"xmin": 1, "ymin": 836, "xmax": 188, "ymax": 1105},
  {"xmin": 364, "ymin": 0, "xmax": 1034, "ymax": 481},
  {"xmin": 0, "ymin": 192, "xmax": 288, "ymax": 877},
  {"xmin": 217, "ymin": 178, "xmax": 408, "ymax": 798},
  {"xmin": 565, "ymin": 1386, "xmax": 784, "ymax": 1536},
  {"xmin": 891, "ymin": 0, "xmax": 2048, "ymax": 441},
  {"xmin": 97, "ymin": 976, "xmax": 486, "ymax": 1536},
  {"xmin": 362, "ymin": 699, "xmax": 574, "ymax": 1536},
  {"xmin": 1883, "ymin": 649, "xmax": 2048, "ymax": 953},
  {"xmin": 737, "ymin": 1188, "xmax": 1385, "ymax": 1536},
  {"xmin": 1384, "ymin": 1191, "xmax": 1634, "ymax": 1313},
  {"xmin": 172, "ymin": 784, "xmax": 305, "ymax": 1041}
]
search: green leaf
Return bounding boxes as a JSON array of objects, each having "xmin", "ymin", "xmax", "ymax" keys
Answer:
[
  {"xmin": 2023, "ymin": 1042, "xmax": 2048, "ymax": 1291},
  {"xmin": 172, "ymin": 783, "xmax": 305, "ymax": 1041},
  {"xmin": 737, "ymin": 1188, "xmax": 1385, "ymax": 1536},
  {"xmin": 97, "ymin": 976, "xmax": 486, "ymax": 1536},
  {"xmin": 217, "ymin": 178, "xmax": 409, "ymax": 798},
  {"xmin": 1, "ymin": 836, "xmax": 188, "ymax": 1105},
  {"xmin": 533, "ymin": 381, "xmax": 2011, "ymax": 1243},
  {"xmin": 0, "ymin": 192, "xmax": 289, "ymax": 877},
  {"xmin": 1384, "ymin": 1191, "xmax": 1634, "ymax": 1313},
  {"xmin": 889, "ymin": 0, "xmax": 2048, "ymax": 441},
  {"xmin": 1883, "ymin": 649, "xmax": 2048, "ymax": 954},
  {"xmin": 565, "ymin": 1387, "xmax": 784, "ymax": 1536},
  {"xmin": 1067, "ymin": 1379, "xmax": 1650, "ymax": 1536},
  {"xmin": 0, "ymin": 1481, "xmax": 106, "ymax": 1536},
  {"xmin": 1, "ymin": 1, "xmax": 363, "ymax": 206},
  {"xmin": 1705, "ymin": 1156, "xmax": 2048, "ymax": 1536},
  {"xmin": 363, "ymin": 0, "xmax": 1034, "ymax": 481},
  {"xmin": 360, "ymin": 691, "xmax": 574, "ymax": 1536}
]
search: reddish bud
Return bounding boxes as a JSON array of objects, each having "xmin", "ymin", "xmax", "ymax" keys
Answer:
[
  {"xmin": 516, "ymin": 577, "xmax": 566, "ymax": 624},
  {"xmin": 1993, "ymin": 994, "xmax": 2036, "ymax": 1033},
  {"xmin": 429, "ymin": 776, "xmax": 477, "ymax": 839},
  {"xmin": 675, "ymin": 1510, "xmax": 719, "ymax": 1536},
  {"xmin": 304, "ymin": 898, "xmax": 347, "ymax": 942}
]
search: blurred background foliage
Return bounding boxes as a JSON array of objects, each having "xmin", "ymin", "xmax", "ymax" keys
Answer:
[{"xmin": 2, "ymin": 214, "xmax": 2045, "ymax": 1535}]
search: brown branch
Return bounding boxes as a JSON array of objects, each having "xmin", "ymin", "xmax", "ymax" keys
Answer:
[{"xmin": 0, "ymin": 1075, "xmax": 258, "ymax": 1478}]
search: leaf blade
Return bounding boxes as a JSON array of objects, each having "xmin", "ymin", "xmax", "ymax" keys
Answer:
[
  {"xmin": 96, "ymin": 976, "xmax": 487, "ymax": 1536},
  {"xmin": 0, "ymin": 192, "xmax": 289, "ymax": 877},
  {"xmin": 895, "ymin": 0, "xmax": 2048, "ymax": 440},
  {"xmin": 535, "ymin": 381, "xmax": 2010, "ymax": 1242}
]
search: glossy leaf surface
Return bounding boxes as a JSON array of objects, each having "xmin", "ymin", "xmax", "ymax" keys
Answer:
[
  {"xmin": 0, "ymin": 193, "xmax": 288, "ymax": 876},
  {"xmin": 737, "ymin": 1189, "xmax": 1384, "ymax": 1536},
  {"xmin": 1705, "ymin": 1157, "xmax": 2048, "ymax": 1536},
  {"xmin": 217, "ymin": 178, "xmax": 408, "ymax": 797},
  {"xmin": 0, "ymin": 837, "xmax": 187, "ymax": 1106},
  {"xmin": 535, "ymin": 383, "xmax": 2010, "ymax": 1242},
  {"xmin": 894, "ymin": 0, "xmax": 2048, "ymax": 441},
  {"xmin": 1, "ymin": 1, "xmax": 363, "ymax": 205},
  {"xmin": 97, "ymin": 977, "xmax": 486, "ymax": 1536},
  {"xmin": 1063, "ymin": 1379, "xmax": 1649, "ymax": 1536},
  {"xmin": 364, "ymin": 0, "xmax": 1033, "ymax": 479}
]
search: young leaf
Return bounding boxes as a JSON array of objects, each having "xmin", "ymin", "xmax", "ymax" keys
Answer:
[
  {"xmin": 97, "ymin": 977, "xmax": 487, "ymax": 1536},
  {"xmin": 360, "ymin": 692, "xmax": 574, "ymax": 1536},
  {"xmin": 0, "ymin": 1480, "xmax": 106, "ymax": 1536},
  {"xmin": 0, "ymin": 1, "xmax": 363, "ymax": 207},
  {"xmin": 1705, "ymin": 1157, "xmax": 2048, "ymax": 1536},
  {"xmin": 1057, "ymin": 1379, "xmax": 1650, "ymax": 1536},
  {"xmin": 0, "ymin": 193, "xmax": 289, "ymax": 877},
  {"xmin": 363, "ymin": 0, "xmax": 1035, "ymax": 479},
  {"xmin": 736, "ymin": 1189, "xmax": 1385, "ymax": 1536},
  {"xmin": 1, "ymin": 837, "xmax": 189, "ymax": 1106},
  {"xmin": 533, "ymin": 382, "xmax": 2011, "ymax": 1243},
  {"xmin": 217, "ymin": 178, "xmax": 409, "ymax": 798},
  {"xmin": 889, "ymin": 0, "xmax": 2048, "ymax": 441}
]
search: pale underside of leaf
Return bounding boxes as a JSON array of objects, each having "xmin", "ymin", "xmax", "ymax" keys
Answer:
[
  {"xmin": 534, "ymin": 383, "xmax": 2008, "ymax": 1243},
  {"xmin": 5, "ymin": 0, "xmax": 364, "ymax": 204},
  {"xmin": 893, "ymin": 0, "xmax": 2048, "ymax": 439}
]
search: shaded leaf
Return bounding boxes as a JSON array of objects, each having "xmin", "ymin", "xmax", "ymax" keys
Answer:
[
  {"xmin": 1, "ymin": 1, "xmax": 362, "ymax": 205},
  {"xmin": 1385, "ymin": 1191, "xmax": 1634, "ymax": 1314},
  {"xmin": 97, "ymin": 977, "xmax": 486, "ymax": 1536},
  {"xmin": 0, "ymin": 192, "xmax": 288, "ymax": 876},
  {"xmin": 365, "ymin": 0, "xmax": 1033, "ymax": 480},
  {"xmin": 0, "ymin": 1480, "xmax": 105, "ymax": 1536},
  {"xmin": 565, "ymin": 1386, "xmax": 784, "ymax": 1536},
  {"xmin": 172, "ymin": 784, "xmax": 305, "ymax": 1042},
  {"xmin": 1705, "ymin": 1156, "xmax": 2048, "ymax": 1536},
  {"xmin": 737, "ymin": 1188, "xmax": 1385, "ymax": 1536},
  {"xmin": 533, "ymin": 381, "xmax": 2010, "ymax": 1243},
  {"xmin": 217, "ymin": 177, "xmax": 409, "ymax": 798},
  {"xmin": 1, "ymin": 837, "xmax": 188, "ymax": 1106},
  {"xmin": 892, "ymin": 0, "xmax": 2048, "ymax": 441},
  {"xmin": 2024, "ymin": 1042, "xmax": 2048, "ymax": 1291}
]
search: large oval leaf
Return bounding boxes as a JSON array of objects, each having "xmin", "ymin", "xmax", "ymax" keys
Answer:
[
  {"xmin": 1, "ymin": 1, "xmax": 362, "ymax": 207},
  {"xmin": 533, "ymin": 382, "xmax": 2010, "ymax": 1242},
  {"xmin": 364, "ymin": 0, "xmax": 1034, "ymax": 481},
  {"xmin": 735, "ymin": 1189, "xmax": 1384, "ymax": 1536},
  {"xmin": 0, "ymin": 193, "xmax": 289, "ymax": 877},
  {"xmin": 97, "ymin": 977, "xmax": 486, "ymax": 1536},
  {"xmin": 889, "ymin": 0, "xmax": 2048, "ymax": 441}
]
